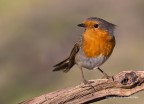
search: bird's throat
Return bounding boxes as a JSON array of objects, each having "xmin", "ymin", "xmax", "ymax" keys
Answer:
[{"xmin": 83, "ymin": 29, "xmax": 115, "ymax": 58}]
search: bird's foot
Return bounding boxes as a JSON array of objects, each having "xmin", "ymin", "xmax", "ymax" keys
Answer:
[
  {"xmin": 80, "ymin": 80, "xmax": 95, "ymax": 88},
  {"xmin": 102, "ymin": 73, "xmax": 114, "ymax": 81},
  {"xmin": 83, "ymin": 79, "xmax": 95, "ymax": 84}
]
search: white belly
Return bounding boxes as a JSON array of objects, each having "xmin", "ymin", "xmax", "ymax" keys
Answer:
[{"xmin": 75, "ymin": 51, "xmax": 109, "ymax": 69}]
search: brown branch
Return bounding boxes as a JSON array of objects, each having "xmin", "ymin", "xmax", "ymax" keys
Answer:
[{"xmin": 20, "ymin": 71, "xmax": 144, "ymax": 104}]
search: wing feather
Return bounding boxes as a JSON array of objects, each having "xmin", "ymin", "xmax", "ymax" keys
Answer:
[{"xmin": 53, "ymin": 43, "xmax": 80, "ymax": 72}]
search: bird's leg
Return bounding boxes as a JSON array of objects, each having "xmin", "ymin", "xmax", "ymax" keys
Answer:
[
  {"xmin": 80, "ymin": 67, "xmax": 95, "ymax": 87},
  {"xmin": 97, "ymin": 67, "xmax": 113, "ymax": 80},
  {"xmin": 80, "ymin": 67, "xmax": 88, "ymax": 84}
]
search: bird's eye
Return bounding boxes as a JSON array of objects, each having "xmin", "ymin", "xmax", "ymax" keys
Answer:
[{"xmin": 94, "ymin": 24, "xmax": 99, "ymax": 28}]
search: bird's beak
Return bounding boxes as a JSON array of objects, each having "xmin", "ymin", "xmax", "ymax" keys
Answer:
[{"xmin": 77, "ymin": 23, "xmax": 86, "ymax": 27}]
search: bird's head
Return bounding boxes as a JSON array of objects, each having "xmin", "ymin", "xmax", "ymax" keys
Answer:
[{"xmin": 77, "ymin": 17, "xmax": 116, "ymax": 35}]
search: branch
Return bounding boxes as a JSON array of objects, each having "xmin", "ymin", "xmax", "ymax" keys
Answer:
[{"xmin": 20, "ymin": 71, "xmax": 144, "ymax": 104}]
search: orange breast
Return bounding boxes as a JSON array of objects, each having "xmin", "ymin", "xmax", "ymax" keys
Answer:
[{"xmin": 83, "ymin": 28, "xmax": 115, "ymax": 57}]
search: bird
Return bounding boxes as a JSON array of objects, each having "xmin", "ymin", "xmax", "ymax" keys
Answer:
[{"xmin": 53, "ymin": 17, "xmax": 116, "ymax": 84}]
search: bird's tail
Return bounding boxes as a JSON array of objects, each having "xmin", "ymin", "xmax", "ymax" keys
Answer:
[
  {"xmin": 53, "ymin": 43, "xmax": 79, "ymax": 73},
  {"xmin": 53, "ymin": 57, "xmax": 74, "ymax": 73}
]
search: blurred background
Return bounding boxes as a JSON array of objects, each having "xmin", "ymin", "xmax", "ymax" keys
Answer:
[{"xmin": 0, "ymin": 0, "xmax": 144, "ymax": 104}]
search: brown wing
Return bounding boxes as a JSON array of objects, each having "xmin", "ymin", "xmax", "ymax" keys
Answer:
[{"xmin": 53, "ymin": 43, "xmax": 80, "ymax": 72}]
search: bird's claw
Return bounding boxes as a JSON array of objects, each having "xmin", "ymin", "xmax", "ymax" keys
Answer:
[
  {"xmin": 102, "ymin": 74, "xmax": 114, "ymax": 81},
  {"xmin": 80, "ymin": 80, "xmax": 95, "ymax": 88}
]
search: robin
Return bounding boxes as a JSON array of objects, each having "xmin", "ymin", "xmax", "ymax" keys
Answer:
[{"xmin": 53, "ymin": 17, "xmax": 116, "ymax": 84}]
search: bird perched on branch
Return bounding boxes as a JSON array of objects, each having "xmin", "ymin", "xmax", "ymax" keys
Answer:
[{"xmin": 53, "ymin": 17, "xmax": 116, "ymax": 84}]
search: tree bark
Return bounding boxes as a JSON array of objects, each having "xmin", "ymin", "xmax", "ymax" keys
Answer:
[{"xmin": 20, "ymin": 71, "xmax": 144, "ymax": 104}]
